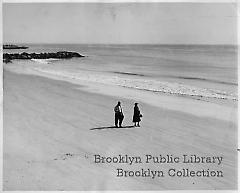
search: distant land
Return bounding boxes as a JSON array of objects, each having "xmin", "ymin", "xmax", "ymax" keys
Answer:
[{"xmin": 3, "ymin": 44, "xmax": 28, "ymax": 49}]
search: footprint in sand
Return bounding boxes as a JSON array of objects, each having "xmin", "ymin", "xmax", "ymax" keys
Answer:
[{"xmin": 53, "ymin": 153, "xmax": 89, "ymax": 161}]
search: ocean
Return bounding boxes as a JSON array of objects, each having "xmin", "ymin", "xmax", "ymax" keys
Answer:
[{"xmin": 4, "ymin": 44, "xmax": 238, "ymax": 101}]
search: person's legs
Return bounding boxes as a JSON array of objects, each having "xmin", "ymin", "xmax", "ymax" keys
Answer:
[
  {"xmin": 119, "ymin": 116, "xmax": 123, "ymax": 127},
  {"xmin": 119, "ymin": 115, "xmax": 124, "ymax": 127},
  {"xmin": 115, "ymin": 114, "xmax": 118, "ymax": 127},
  {"xmin": 137, "ymin": 122, "xmax": 140, "ymax": 127}
]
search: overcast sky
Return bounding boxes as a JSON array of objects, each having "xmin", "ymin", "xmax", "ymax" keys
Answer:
[{"xmin": 3, "ymin": 3, "xmax": 237, "ymax": 44}]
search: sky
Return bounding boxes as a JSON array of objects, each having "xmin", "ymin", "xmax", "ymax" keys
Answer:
[{"xmin": 3, "ymin": 2, "xmax": 238, "ymax": 44}]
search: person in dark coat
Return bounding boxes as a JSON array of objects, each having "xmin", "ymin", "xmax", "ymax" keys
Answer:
[
  {"xmin": 133, "ymin": 103, "xmax": 142, "ymax": 127},
  {"xmin": 114, "ymin": 101, "xmax": 124, "ymax": 128}
]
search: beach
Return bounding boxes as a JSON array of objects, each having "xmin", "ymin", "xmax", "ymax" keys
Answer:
[{"xmin": 3, "ymin": 44, "xmax": 238, "ymax": 190}]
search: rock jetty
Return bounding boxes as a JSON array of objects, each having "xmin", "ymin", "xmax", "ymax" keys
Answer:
[{"xmin": 3, "ymin": 51, "xmax": 84, "ymax": 63}]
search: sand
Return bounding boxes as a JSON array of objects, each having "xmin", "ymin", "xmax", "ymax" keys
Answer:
[{"xmin": 3, "ymin": 69, "xmax": 237, "ymax": 190}]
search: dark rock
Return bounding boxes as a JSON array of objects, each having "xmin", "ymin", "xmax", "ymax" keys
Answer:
[
  {"xmin": 3, "ymin": 58, "xmax": 12, "ymax": 63},
  {"xmin": 3, "ymin": 51, "xmax": 84, "ymax": 63}
]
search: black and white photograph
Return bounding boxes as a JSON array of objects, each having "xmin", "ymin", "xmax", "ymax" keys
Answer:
[{"xmin": 2, "ymin": 0, "xmax": 238, "ymax": 191}]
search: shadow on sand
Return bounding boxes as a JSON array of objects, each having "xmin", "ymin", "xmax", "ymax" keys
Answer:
[{"xmin": 90, "ymin": 125, "xmax": 135, "ymax": 131}]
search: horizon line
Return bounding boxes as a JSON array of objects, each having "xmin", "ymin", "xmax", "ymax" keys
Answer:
[
  {"xmin": 3, "ymin": 42, "xmax": 238, "ymax": 46},
  {"xmin": 3, "ymin": 0, "xmax": 237, "ymax": 3}
]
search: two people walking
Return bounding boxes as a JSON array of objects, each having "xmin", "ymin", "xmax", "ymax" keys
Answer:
[{"xmin": 114, "ymin": 101, "xmax": 142, "ymax": 128}]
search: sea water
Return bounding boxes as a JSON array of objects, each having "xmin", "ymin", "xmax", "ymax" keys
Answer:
[{"xmin": 4, "ymin": 44, "xmax": 238, "ymax": 101}]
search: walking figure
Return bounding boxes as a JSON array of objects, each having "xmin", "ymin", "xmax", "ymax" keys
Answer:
[
  {"xmin": 133, "ymin": 103, "xmax": 142, "ymax": 127},
  {"xmin": 114, "ymin": 101, "xmax": 124, "ymax": 128}
]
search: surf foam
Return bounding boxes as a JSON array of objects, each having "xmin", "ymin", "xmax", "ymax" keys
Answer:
[{"xmin": 33, "ymin": 68, "xmax": 237, "ymax": 101}]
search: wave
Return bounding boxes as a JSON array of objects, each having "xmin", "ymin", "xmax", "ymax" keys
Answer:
[
  {"xmin": 113, "ymin": 71, "xmax": 145, "ymax": 77},
  {"xmin": 171, "ymin": 76, "xmax": 237, "ymax": 86},
  {"xmin": 31, "ymin": 58, "xmax": 60, "ymax": 64},
  {"xmin": 33, "ymin": 68, "xmax": 237, "ymax": 101}
]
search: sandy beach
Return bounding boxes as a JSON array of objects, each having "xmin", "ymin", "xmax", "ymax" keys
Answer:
[{"xmin": 3, "ymin": 67, "xmax": 237, "ymax": 190}]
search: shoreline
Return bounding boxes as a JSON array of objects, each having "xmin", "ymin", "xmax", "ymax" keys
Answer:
[{"xmin": 5, "ymin": 63, "xmax": 236, "ymax": 122}]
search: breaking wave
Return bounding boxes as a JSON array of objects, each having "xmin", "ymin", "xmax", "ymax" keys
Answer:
[
  {"xmin": 31, "ymin": 58, "xmax": 60, "ymax": 64},
  {"xmin": 33, "ymin": 68, "xmax": 237, "ymax": 101}
]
